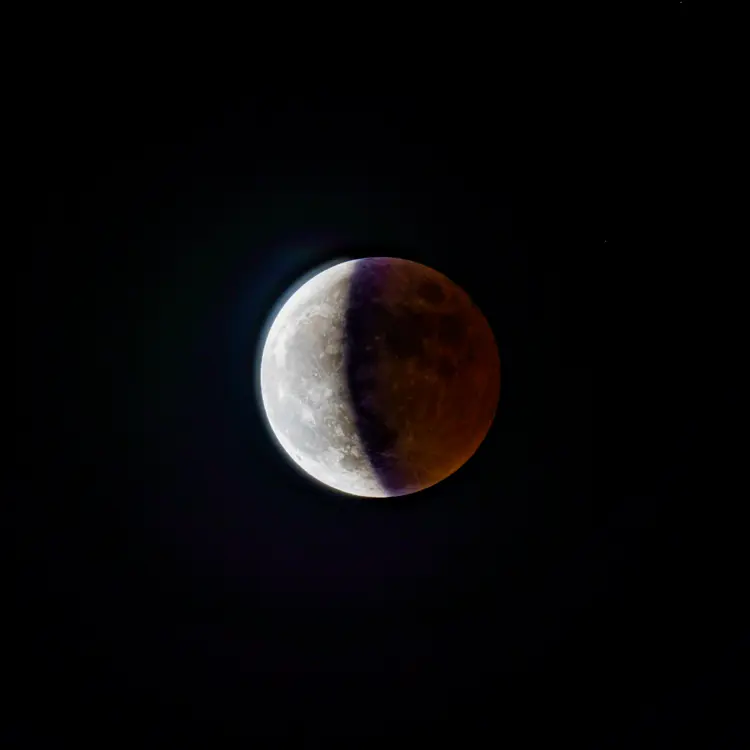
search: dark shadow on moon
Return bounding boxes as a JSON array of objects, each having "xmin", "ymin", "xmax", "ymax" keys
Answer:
[
  {"xmin": 344, "ymin": 252, "xmax": 457, "ymax": 496},
  {"xmin": 344, "ymin": 254, "xmax": 407, "ymax": 496},
  {"xmin": 342, "ymin": 250, "xmax": 499, "ymax": 499}
]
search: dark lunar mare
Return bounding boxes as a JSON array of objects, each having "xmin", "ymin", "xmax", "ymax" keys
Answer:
[{"xmin": 345, "ymin": 257, "xmax": 408, "ymax": 494}]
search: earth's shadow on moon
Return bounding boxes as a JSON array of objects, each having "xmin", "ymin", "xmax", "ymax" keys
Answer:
[
  {"xmin": 342, "ymin": 248, "xmax": 492, "ymax": 498},
  {"xmin": 344, "ymin": 253, "xmax": 407, "ymax": 496}
]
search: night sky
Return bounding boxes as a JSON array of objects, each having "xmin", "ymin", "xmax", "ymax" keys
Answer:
[{"xmin": 14, "ymin": 9, "xmax": 745, "ymax": 746}]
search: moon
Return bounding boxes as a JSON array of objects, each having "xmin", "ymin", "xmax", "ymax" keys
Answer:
[{"xmin": 259, "ymin": 257, "xmax": 500, "ymax": 497}]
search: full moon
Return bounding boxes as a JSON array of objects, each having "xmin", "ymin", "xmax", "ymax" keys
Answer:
[{"xmin": 259, "ymin": 257, "xmax": 500, "ymax": 497}]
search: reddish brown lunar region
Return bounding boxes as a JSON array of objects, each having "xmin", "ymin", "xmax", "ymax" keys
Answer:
[{"xmin": 344, "ymin": 257, "xmax": 501, "ymax": 495}]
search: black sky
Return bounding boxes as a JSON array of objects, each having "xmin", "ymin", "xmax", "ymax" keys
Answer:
[{"xmin": 13, "ymin": 9, "xmax": 745, "ymax": 746}]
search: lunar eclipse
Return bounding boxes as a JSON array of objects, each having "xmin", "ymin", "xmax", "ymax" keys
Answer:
[{"xmin": 259, "ymin": 256, "xmax": 500, "ymax": 497}]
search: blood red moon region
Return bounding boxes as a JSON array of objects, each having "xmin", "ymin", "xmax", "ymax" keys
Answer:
[{"xmin": 259, "ymin": 257, "xmax": 500, "ymax": 497}]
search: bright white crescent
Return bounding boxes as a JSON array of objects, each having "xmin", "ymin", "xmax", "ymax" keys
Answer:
[{"xmin": 259, "ymin": 260, "xmax": 386, "ymax": 497}]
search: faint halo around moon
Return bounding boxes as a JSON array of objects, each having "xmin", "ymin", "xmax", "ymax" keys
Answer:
[{"xmin": 258, "ymin": 257, "xmax": 500, "ymax": 497}]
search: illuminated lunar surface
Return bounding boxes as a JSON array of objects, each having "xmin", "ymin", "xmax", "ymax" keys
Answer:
[{"xmin": 259, "ymin": 257, "xmax": 500, "ymax": 497}]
